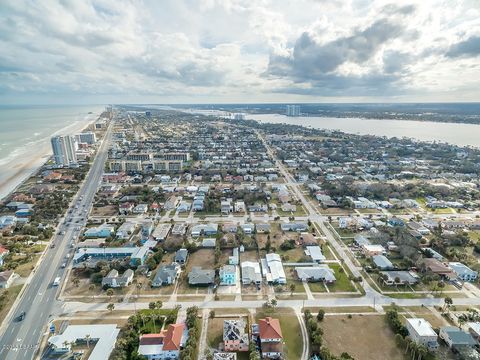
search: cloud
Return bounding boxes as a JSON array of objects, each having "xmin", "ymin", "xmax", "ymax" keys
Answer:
[
  {"xmin": 0, "ymin": 0, "xmax": 479, "ymax": 103},
  {"xmin": 446, "ymin": 35, "xmax": 480, "ymax": 58}
]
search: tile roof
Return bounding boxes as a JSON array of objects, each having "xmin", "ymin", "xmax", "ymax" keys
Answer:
[{"xmin": 258, "ymin": 317, "xmax": 282, "ymax": 340}]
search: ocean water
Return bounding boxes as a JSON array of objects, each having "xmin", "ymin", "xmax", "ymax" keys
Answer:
[{"xmin": 0, "ymin": 105, "xmax": 104, "ymax": 167}]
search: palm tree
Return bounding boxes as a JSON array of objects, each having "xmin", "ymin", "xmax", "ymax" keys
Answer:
[
  {"xmin": 416, "ymin": 344, "xmax": 428, "ymax": 360},
  {"xmin": 409, "ymin": 341, "xmax": 418, "ymax": 360},
  {"xmin": 106, "ymin": 288, "xmax": 114, "ymax": 301},
  {"xmin": 107, "ymin": 303, "xmax": 115, "ymax": 312},
  {"xmin": 404, "ymin": 337, "xmax": 412, "ymax": 355},
  {"xmin": 85, "ymin": 334, "xmax": 91, "ymax": 348},
  {"xmin": 394, "ymin": 333, "xmax": 404, "ymax": 348}
]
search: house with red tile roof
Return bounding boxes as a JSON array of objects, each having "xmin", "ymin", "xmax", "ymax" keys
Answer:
[
  {"xmin": 257, "ymin": 317, "xmax": 283, "ymax": 359},
  {"xmin": 137, "ymin": 323, "xmax": 187, "ymax": 360},
  {"xmin": 0, "ymin": 246, "xmax": 9, "ymax": 266}
]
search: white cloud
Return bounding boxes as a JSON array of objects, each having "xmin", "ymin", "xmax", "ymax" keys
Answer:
[{"xmin": 0, "ymin": 0, "xmax": 479, "ymax": 103}]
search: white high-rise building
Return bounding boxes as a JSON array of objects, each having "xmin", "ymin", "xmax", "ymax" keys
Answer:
[
  {"xmin": 286, "ymin": 105, "xmax": 300, "ymax": 117},
  {"xmin": 51, "ymin": 135, "xmax": 77, "ymax": 166}
]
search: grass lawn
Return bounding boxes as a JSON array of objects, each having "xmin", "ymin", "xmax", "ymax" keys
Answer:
[
  {"xmin": 255, "ymin": 308, "xmax": 303, "ymax": 360},
  {"xmin": 325, "ymin": 263, "xmax": 357, "ymax": 292},
  {"xmin": 322, "ymin": 314, "xmax": 405, "ymax": 360},
  {"xmin": 332, "ymin": 226, "xmax": 355, "ymax": 237},
  {"xmin": 207, "ymin": 317, "xmax": 224, "ymax": 348},
  {"xmin": 14, "ymin": 254, "xmax": 41, "ymax": 277},
  {"xmin": 0, "ymin": 285, "xmax": 23, "ymax": 321},
  {"xmin": 137, "ymin": 308, "xmax": 177, "ymax": 333}
]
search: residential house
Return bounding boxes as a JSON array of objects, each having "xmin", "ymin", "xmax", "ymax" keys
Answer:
[
  {"xmin": 241, "ymin": 261, "xmax": 262, "ymax": 286},
  {"xmin": 362, "ymin": 244, "xmax": 386, "ymax": 256},
  {"xmin": 119, "ymin": 202, "xmax": 134, "ymax": 215},
  {"xmin": 256, "ymin": 223, "xmax": 271, "ymax": 234},
  {"xmin": 152, "ymin": 224, "xmax": 172, "ymax": 242},
  {"xmin": 262, "ymin": 253, "xmax": 286, "ymax": 284},
  {"xmin": 223, "ymin": 319, "xmax": 249, "ymax": 352},
  {"xmin": 380, "ymin": 271, "xmax": 419, "ymax": 286},
  {"xmin": 137, "ymin": 323, "xmax": 187, "ymax": 360},
  {"xmin": 152, "ymin": 264, "xmax": 180, "ymax": 287},
  {"xmin": 133, "ymin": 204, "xmax": 148, "ymax": 214},
  {"xmin": 174, "ymin": 249, "xmax": 188, "ymax": 265},
  {"xmin": 439, "ymin": 327, "xmax": 476, "ymax": 349},
  {"xmin": 353, "ymin": 235, "xmax": 371, "ymax": 247},
  {"xmin": 223, "ymin": 223, "xmax": 238, "ymax": 233},
  {"xmin": 304, "ymin": 246, "xmax": 325, "ymax": 263},
  {"xmin": 467, "ymin": 322, "xmax": 480, "ymax": 341},
  {"xmin": 298, "ymin": 233, "xmax": 317, "ymax": 246},
  {"xmin": 280, "ymin": 222, "xmax": 308, "ymax": 232},
  {"xmin": 220, "ymin": 265, "xmax": 237, "ymax": 286},
  {"xmin": 295, "ymin": 266, "xmax": 336, "ymax": 283},
  {"xmin": 417, "ymin": 258, "xmax": 454, "ymax": 278},
  {"xmin": 234, "ymin": 201, "xmax": 246, "ymax": 213},
  {"xmin": 191, "ymin": 223, "xmax": 218, "ymax": 237},
  {"xmin": 116, "ymin": 222, "xmax": 137, "ymax": 240},
  {"xmin": 188, "ymin": 267, "xmax": 215, "ymax": 286},
  {"xmin": 248, "ymin": 204, "xmax": 268, "ymax": 213},
  {"xmin": 176, "ymin": 201, "xmax": 191, "ymax": 213},
  {"xmin": 102, "ymin": 269, "xmax": 134, "ymax": 288},
  {"xmin": 372, "ymin": 255, "xmax": 394, "ymax": 270},
  {"xmin": 0, "ymin": 270, "xmax": 15, "ymax": 289},
  {"xmin": 0, "ymin": 246, "xmax": 9, "ymax": 266},
  {"xmin": 241, "ymin": 223, "xmax": 255, "ymax": 235},
  {"xmin": 221, "ymin": 200, "xmax": 233, "ymax": 215},
  {"xmin": 172, "ymin": 223, "xmax": 187, "ymax": 236},
  {"xmin": 256, "ymin": 317, "xmax": 283, "ymax": 359},
  {"xmin": 449, "ymin": 262, "xmax": 478, "ymax": 282},
  {"xmin": 406, "ymin": 318, "xmax": 439, "ymax": 351}
]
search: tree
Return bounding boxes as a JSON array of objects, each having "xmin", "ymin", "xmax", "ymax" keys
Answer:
[
  {"xmin": 107, "ymin": 303, "xmax": 115, "ymax": 312},
  {"xmin": 73, "ymin": 277, "xmax": 80, "ymax": 287},
  {"xmin": 106, "ymin": 288, "xmax": 114, "ymax": 300},
  {"xmin": 317, "ymin": 309, "xmax": 325, "ymax": 322},
  {"xmin": 155, "ymin": 300, "xmax": 163, "ymax": 309},
  {"xmin": 289, "ymin": 283, "xmax": 296, "ymax": 296},
  {"xmin": 209, "ymin": 310, "xmax": 215, "ymax": 319},
  {"xmin": 443, "ymin": 296, "xmax": 453, "ymax": 312},
  {"xmin": 270, "ymin": 299, "xmax": 277, "ymax": 309},
  {"xmin": 85, "ymin": 334, "xmax": 91, "ymax": 348},
  {"xmin": 149, "ymin": 302, "xmax": 156, "ymax": 310}
]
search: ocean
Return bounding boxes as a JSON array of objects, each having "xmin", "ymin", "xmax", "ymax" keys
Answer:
[{"xmin": 0, "ymin": 105, "xmax": 105, "ymax": 200}]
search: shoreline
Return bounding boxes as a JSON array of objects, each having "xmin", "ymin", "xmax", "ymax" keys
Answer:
[{"xmin": 0, "ymin": 114, "xmax": 100, "ymax": 202}]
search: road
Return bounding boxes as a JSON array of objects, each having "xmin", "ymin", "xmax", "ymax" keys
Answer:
[{"xmin": 0, "ymin": 121, "xmax": 113, "ymax": 360}]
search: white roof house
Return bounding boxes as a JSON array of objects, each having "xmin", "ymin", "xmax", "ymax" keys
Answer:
[
  {"xmin": 262, "ymin": 253, "xmax": 286, "ymax": 284},
  {"xmin": 405, "ymin": 318, "xmax": 439, "ymax": 350},
  {"xmin": 305, "ymin": 246, "xmax": 326, "ymax": 263},
  {"xmin": 48, "ymin": 324, "xmax": 120, "ymax": 360}
]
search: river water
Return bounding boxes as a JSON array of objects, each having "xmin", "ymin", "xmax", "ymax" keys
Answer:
[{"xmin": 248, "ymin": 113, "xmax": 480, "ymax": 148}]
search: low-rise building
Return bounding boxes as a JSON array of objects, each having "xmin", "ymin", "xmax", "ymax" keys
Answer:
[
  {"xmin": 0, "ymin": 270, "xmax": 15, "ymax": 289},
  {"xmin": 101, "ymin": 269, "xmax": 134, "ymax": 288},
  {"xmin": 256, "ymin": 317, "xmax": 283, "ymax": 359},
  {"xmin": 439, "ymin": 326, "xmax": 476, "ymax": 349},
  {"xmin": 405, "ymin": 318, "xmax": 439, "ymax": 351},
  {"xmin": 152, "ymin": 224, "xmax": 172, "ymax": 242},
  {"xmin": 152, "ymin": 264, "xmax": 180, "ymax": 287},
  {"xmin": 84, "ymin": 224, "xmax": 115, "ymax": 238},
  {"xmin": 241, "ymin": 261, "xmax": 262, "ymax": 286},
  {"xmin": 223, "ymin": 319, "xmax": 249, "ymax": 352},
  {"xmin": 372, "ymin": 255, "xmax": 394, "ymax": 270},
  {"xmin": 116, "ymin": 222, "xmax": 137, "ymax": 240},
  {"xmin": 138, "ymin": 323, "xmax": 187, "ymax": 360},
  {"xmin": 188, "ymin": 267, "xmax": 215, "ymax": 286},
  {"xmin": 304, "ymin": 246, "xmax": 325, "ymax": 263},
  {"xmin": 174, "ymin": 249, "xmax": 188, "ymax": 265},
  {"xmin": 380, "ymin": 271, "xmax": 419, "ymax": 286},
  {"xmin": 280, "ymin": 222, "xmax": 308, "ymax": 232},
  {"xmin": 449, "ymin": 262, "xmax": 478, "ymax": 282},
  {"xmin": 295, "ymin": 266, "xmax": 335, "ymax": 283},
  {"xmin": 262, "ymin": 253, "xmax": 286, "ymax": 284},
  {"xmin": 220, "ymin": 265, "xmax": 237, "ymax": 286}
]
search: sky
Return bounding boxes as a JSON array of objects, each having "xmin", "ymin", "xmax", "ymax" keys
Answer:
[{"xmin": 0, "ymin": 0, "xmax": 479, "ymax": 104}]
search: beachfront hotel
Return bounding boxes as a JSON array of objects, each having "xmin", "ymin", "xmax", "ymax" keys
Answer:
[{"xmin": 51, "ymin": 135, "xmax": 77, "ymax": 166}]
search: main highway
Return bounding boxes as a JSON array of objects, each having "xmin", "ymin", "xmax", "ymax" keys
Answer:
[{"xmin": 0, "ymin": 120, "xmax": 113, "ymax": 360}]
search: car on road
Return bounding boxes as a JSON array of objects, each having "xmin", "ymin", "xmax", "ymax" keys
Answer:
[
  {"xmin": 16, "ymin": 311, "xmax": 26, "ymax": 322},
  {"xmin": 61, "ymin": 263, "xmax": 66, "ymax": 268}
]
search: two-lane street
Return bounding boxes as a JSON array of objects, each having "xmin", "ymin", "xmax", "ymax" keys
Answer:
[{"xmin": 0, "ymin": 121, "xmax": 113, "ymax": 360}]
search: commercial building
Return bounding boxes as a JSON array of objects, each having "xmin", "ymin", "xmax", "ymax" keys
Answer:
[
  {"xmin": 76, "ymin": 132, "xmax": 96, "ymax": 145},
  {"xmin": 286, "ymin": 105, "xmax": 300, "ymax": 117}
]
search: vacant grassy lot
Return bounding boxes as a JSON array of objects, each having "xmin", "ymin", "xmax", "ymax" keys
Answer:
[
  {"xmin": 322, "ymin": 314, "xmax": 405, "ymax": 360},
  {"xmin": 91, "ymin": 205, "xmax": 117, "ymax": 217},
  {"xmin": 207, "ymin": 317, "xmax": 224, "ymax": 348},
  {"xmin": 255, "ymin": 308, "xmax": 303, "ymax": 360},
  {"xmin": 0, "ymin": 285, "xmax": 23, "ymax": 321}
]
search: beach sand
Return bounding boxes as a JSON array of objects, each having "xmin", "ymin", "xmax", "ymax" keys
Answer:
[{"xmin": 0, "ymin": 114, "xmax": 100, "ymax": 201}]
